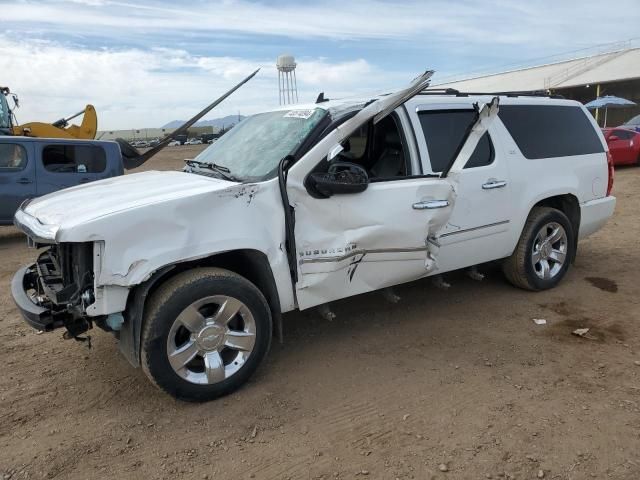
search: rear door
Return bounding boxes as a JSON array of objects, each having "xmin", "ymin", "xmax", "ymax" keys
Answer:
[
  {"xmin": 0, "ymin": 140, "xmax": 35, "ymax": 225},
  {"xmin": 409, "ymin": 103, "xmax": 512, "ymax": 272},
  {"xmin": 35, "ymin": 142, "xmax": 109, "ymax": 195}
]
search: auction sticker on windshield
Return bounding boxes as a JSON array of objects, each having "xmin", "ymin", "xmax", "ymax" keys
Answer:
[{"xmin": 284, "ymin": 109, "xmax": 315, "ymax": 119}]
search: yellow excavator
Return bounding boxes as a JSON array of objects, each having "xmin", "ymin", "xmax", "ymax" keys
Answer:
[{"xmin": 0, "ymin": 86, "xmax": 97, "ymax": 139}]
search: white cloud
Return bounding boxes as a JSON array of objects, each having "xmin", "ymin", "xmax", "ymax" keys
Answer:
[
  {"xmin": 2, "ymin": 0, "xmax": 638, "ymax": 46},
  {"xmin": 0, "ymin": 36, "xmax": 408, "ymax": 129},
  {"xmin": 1, "ymin": 0, "xmax": 638, "ymax": 128}
]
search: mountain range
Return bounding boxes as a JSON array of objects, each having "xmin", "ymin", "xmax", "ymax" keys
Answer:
[{"xmin": 161, "ymin": 115, "xmax": 245, "ymax": 129}]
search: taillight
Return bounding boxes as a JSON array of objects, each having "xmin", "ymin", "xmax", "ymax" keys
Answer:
[{"xmin": 606, "ymin": 151, "xmax": 614, "ymax": 196}]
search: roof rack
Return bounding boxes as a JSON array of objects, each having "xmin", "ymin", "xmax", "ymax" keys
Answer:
[{"xmin": 419, "ymin": 88, "xmax": 564, "ymax": 99}]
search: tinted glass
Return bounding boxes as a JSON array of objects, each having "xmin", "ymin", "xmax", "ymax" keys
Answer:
[
  {"xmin": 0, "ymin": 143, "xmax": 28, "ymax": 170},
  {"xmin": 418, "ymin": 110, "xmax": 494, "ymax": 172},
  {"xmin": 612, "ymin": 130, "xmax": 633, "ymax": 140},
  {"xmin": 345, "ymin": 125, "xmax": 368, "ymax": 159},
  {"xmin": 499, "ymin": 105, "xmax": 604, "ymax": 159},
  {"xmin": 43, "ymin": 145, "xmax": 106, "ymax": 173}
]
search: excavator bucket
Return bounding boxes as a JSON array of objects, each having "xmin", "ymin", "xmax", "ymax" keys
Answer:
[{"xmin": 11, "ymin": 105, "xmax": 98, "ymax": 139}]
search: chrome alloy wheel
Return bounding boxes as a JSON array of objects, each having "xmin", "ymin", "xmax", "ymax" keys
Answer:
[
  {"xmin": 166, "ymin": 295, "xmax": 256, "ymax": 385},
  {"xmin": 531, "ymin": 222, "xmax": 568, "ymax": 280}
]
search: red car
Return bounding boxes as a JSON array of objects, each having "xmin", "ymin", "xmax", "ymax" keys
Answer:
[{"xmin": 602, "ymin": 128, "xmax": 640, "ymax": 166}]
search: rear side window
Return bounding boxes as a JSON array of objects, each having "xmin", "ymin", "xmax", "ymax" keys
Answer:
[
  {"xmin": 418, "ymin": 110, "xmax": 494, "ymax": 172},
  {"xmin": 0, "ymin": 143, "xmax": 28, "ymax": 171},
  {"xmin": 611, "ymin": 130, "xmax": 634, "ymax": 140},
  {"xmin": 499, "ymin": 105, "xmax": 604, "ymax": 159},
  {"xmin": 43, "ymin": 145, "xmax": 106, "ymax": 173}
]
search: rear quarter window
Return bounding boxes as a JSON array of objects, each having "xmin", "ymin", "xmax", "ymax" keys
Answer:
[{"xmin": 498, "ymin": 105, "xmax": 604, "ymax": 159}]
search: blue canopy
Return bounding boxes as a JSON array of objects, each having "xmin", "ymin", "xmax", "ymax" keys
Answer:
[
  {"xmin": 584, "ymin": 95, "xmax": 636, "ymax": 127},
  {"xmin": 585, "ymin": 95, "xmax": 636, "ymax": 109}
]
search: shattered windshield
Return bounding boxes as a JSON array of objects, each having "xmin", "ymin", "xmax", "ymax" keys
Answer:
[{"xmin": 192, "ymin": 108, "xmax": 327, "ymax": 181}]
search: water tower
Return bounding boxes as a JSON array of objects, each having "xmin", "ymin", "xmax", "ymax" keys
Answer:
[{"xmin": 277, "ymin": 54, "xmax": 298, "ymax": 105}]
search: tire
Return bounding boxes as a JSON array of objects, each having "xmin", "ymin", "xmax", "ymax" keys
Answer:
[
  {"xmin": 141, "ymin": 267, "xmax": 272, "ymax": 402},
  {"xmin": 502, "ymin": 207, "xmax": 574, "ymax": 291}
]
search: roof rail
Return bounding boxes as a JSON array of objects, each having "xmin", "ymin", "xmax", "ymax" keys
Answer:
[{"xmin": 419, "ymin": 88, "xmax": 564, "ymax": 99}]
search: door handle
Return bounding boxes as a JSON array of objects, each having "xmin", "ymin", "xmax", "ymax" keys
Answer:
[
  {"xmin": 412, "ymin": 200, "xmax": 449, "ymax": 210},
  {"xmin": 482, "ymin": 180, "xmax": 507, "ymax": 190},
  {"xmin": 17, "ymin": 178, "xmax": 33, "ymax": 184}
]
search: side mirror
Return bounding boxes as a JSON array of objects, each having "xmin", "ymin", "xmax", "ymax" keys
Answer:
[
  {"xmin": 308, "ymin": 161, "xmax": 369, "ymax": 198},
  {"xmin": 608, "ymin": 135, "xmax": 620, "ymax": 141}
]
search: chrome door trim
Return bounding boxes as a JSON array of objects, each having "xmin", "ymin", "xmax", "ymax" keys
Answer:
[
  {"xmin": 440, "ymin": 220, "xmax": 510, "ymax": 238},
  {"xmin": 299, "ymin": 246, "xmax": 427, "ymax": 264}
]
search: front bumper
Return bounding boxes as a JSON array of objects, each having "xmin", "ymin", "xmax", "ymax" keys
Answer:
[{"xmin": 11, "ymin": 265, "xmax": 62, "ymax": 331}]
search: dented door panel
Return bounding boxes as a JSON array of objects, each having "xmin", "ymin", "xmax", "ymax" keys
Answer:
[
  {"xmin": 290, "ymin": 178, "xmax": 455, "ymax": 310},
  {"xmin": 289, "ymin": 94, "xmax": 501, "ymax": 309},
  {"xmin": 408, "ymin": 98, "xmax": 511, "ymax": 273}
]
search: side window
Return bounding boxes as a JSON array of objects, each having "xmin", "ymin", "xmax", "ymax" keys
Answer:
[
  {"xmin": 418, "ymin": 110, "xmax": 494, "ymax": 172},
  {"xmin": 499, "ymin": 105, "xmax": 604, "ymax": 159},
  {"xmin": 613, "ymin": 130, "xmax": 632, "ymax": 140},
  {"xmin": 42, "ymin": 145, "xmax": 107, "ymax": 173},
  {"xmin": 344, "ymin": 125, "xmax": 368, "ymax": 160},
  {"xmin": 342, "ymin": 114, "xmax": 410, "ymax": 180},
  {"xmin": 0, "ymin": 143, "xmax": 28, "ymax": 171}
]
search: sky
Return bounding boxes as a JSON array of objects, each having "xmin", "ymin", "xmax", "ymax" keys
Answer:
[{"xmin": 1, "ymin": 0, "xmax": 639, "ymax": 130}]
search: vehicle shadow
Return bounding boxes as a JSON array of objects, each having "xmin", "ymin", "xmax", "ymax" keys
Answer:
[{"xmin": 269, "ymin": 263, "xmax": 513, "ymax": 360}]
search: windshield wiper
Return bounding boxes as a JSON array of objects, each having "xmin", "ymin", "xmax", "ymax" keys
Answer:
[{"xmin": 184, "ymin": 159, "xmax": 238, "ymax": 181}]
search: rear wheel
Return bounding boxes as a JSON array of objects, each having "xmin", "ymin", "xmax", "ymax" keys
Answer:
[
  {"xmin": 503, "ymin": 207, "xmax": 574, "ymax": 291},
  {"xmin": 141, "ymin": 268, "xmax": 272, "ymax": 402}
]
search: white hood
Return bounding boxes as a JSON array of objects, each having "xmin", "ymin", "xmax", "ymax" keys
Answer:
[{"xmin": 22, "ymin": 170, "xmax": 235, "ymax": 230}]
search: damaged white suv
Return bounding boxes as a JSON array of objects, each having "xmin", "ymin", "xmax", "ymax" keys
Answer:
[{"xmin": 12, "ymin": 72, "xmax": 616, "ymax": 401}]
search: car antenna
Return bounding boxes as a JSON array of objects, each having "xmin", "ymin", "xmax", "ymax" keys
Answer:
[
  {"xmin": 116, "ymin": 68, "xmax": 260, "ymax": 170},
  {"xmin": 316, "ymin": 92, "xmax": 329, "ymax": 103}
]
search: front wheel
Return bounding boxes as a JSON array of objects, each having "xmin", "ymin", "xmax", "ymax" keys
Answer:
[
  {"xmin": 503, "ymin": 207, "xmax": 575, "ymax": 291},
  {"xmin": 141, "ymin": 268, "xmax": 272, "ymax": 402}
]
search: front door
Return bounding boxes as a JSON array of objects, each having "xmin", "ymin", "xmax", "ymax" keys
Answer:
[
  {"xmin": 285, "ymin": 74, "xmax": 499, "ymax": 309},
  {"xmin": 0, "ymin": 141, "xmax": 35, "ymax": 225},
  {"xmin": 288, "ymin": 112, "xmax": 455, "ymax": 309}
]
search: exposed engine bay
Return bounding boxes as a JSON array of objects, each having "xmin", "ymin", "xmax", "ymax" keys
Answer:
[{"xmin": 21, "ymin": 243, "xmax": 100, "ymax": 338}]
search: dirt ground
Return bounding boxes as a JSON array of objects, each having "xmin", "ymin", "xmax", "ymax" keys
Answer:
[{"xmin": 1, "ymin": 146, "xmax": 639, "ymax": 480}]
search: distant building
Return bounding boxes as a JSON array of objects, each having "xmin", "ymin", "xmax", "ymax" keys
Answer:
[
  {"xmin": 97, "ymin": 125, "xmax": 218, "ymax": 141},
  {"xmin": 436, "ymin": 46, "xmax": 640, "ymax": 127}
]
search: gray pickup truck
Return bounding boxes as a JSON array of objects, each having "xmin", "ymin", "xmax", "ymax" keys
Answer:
[{"xmin": 0, "ymin": 137, "xmax": 124, "ymax": 225}]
